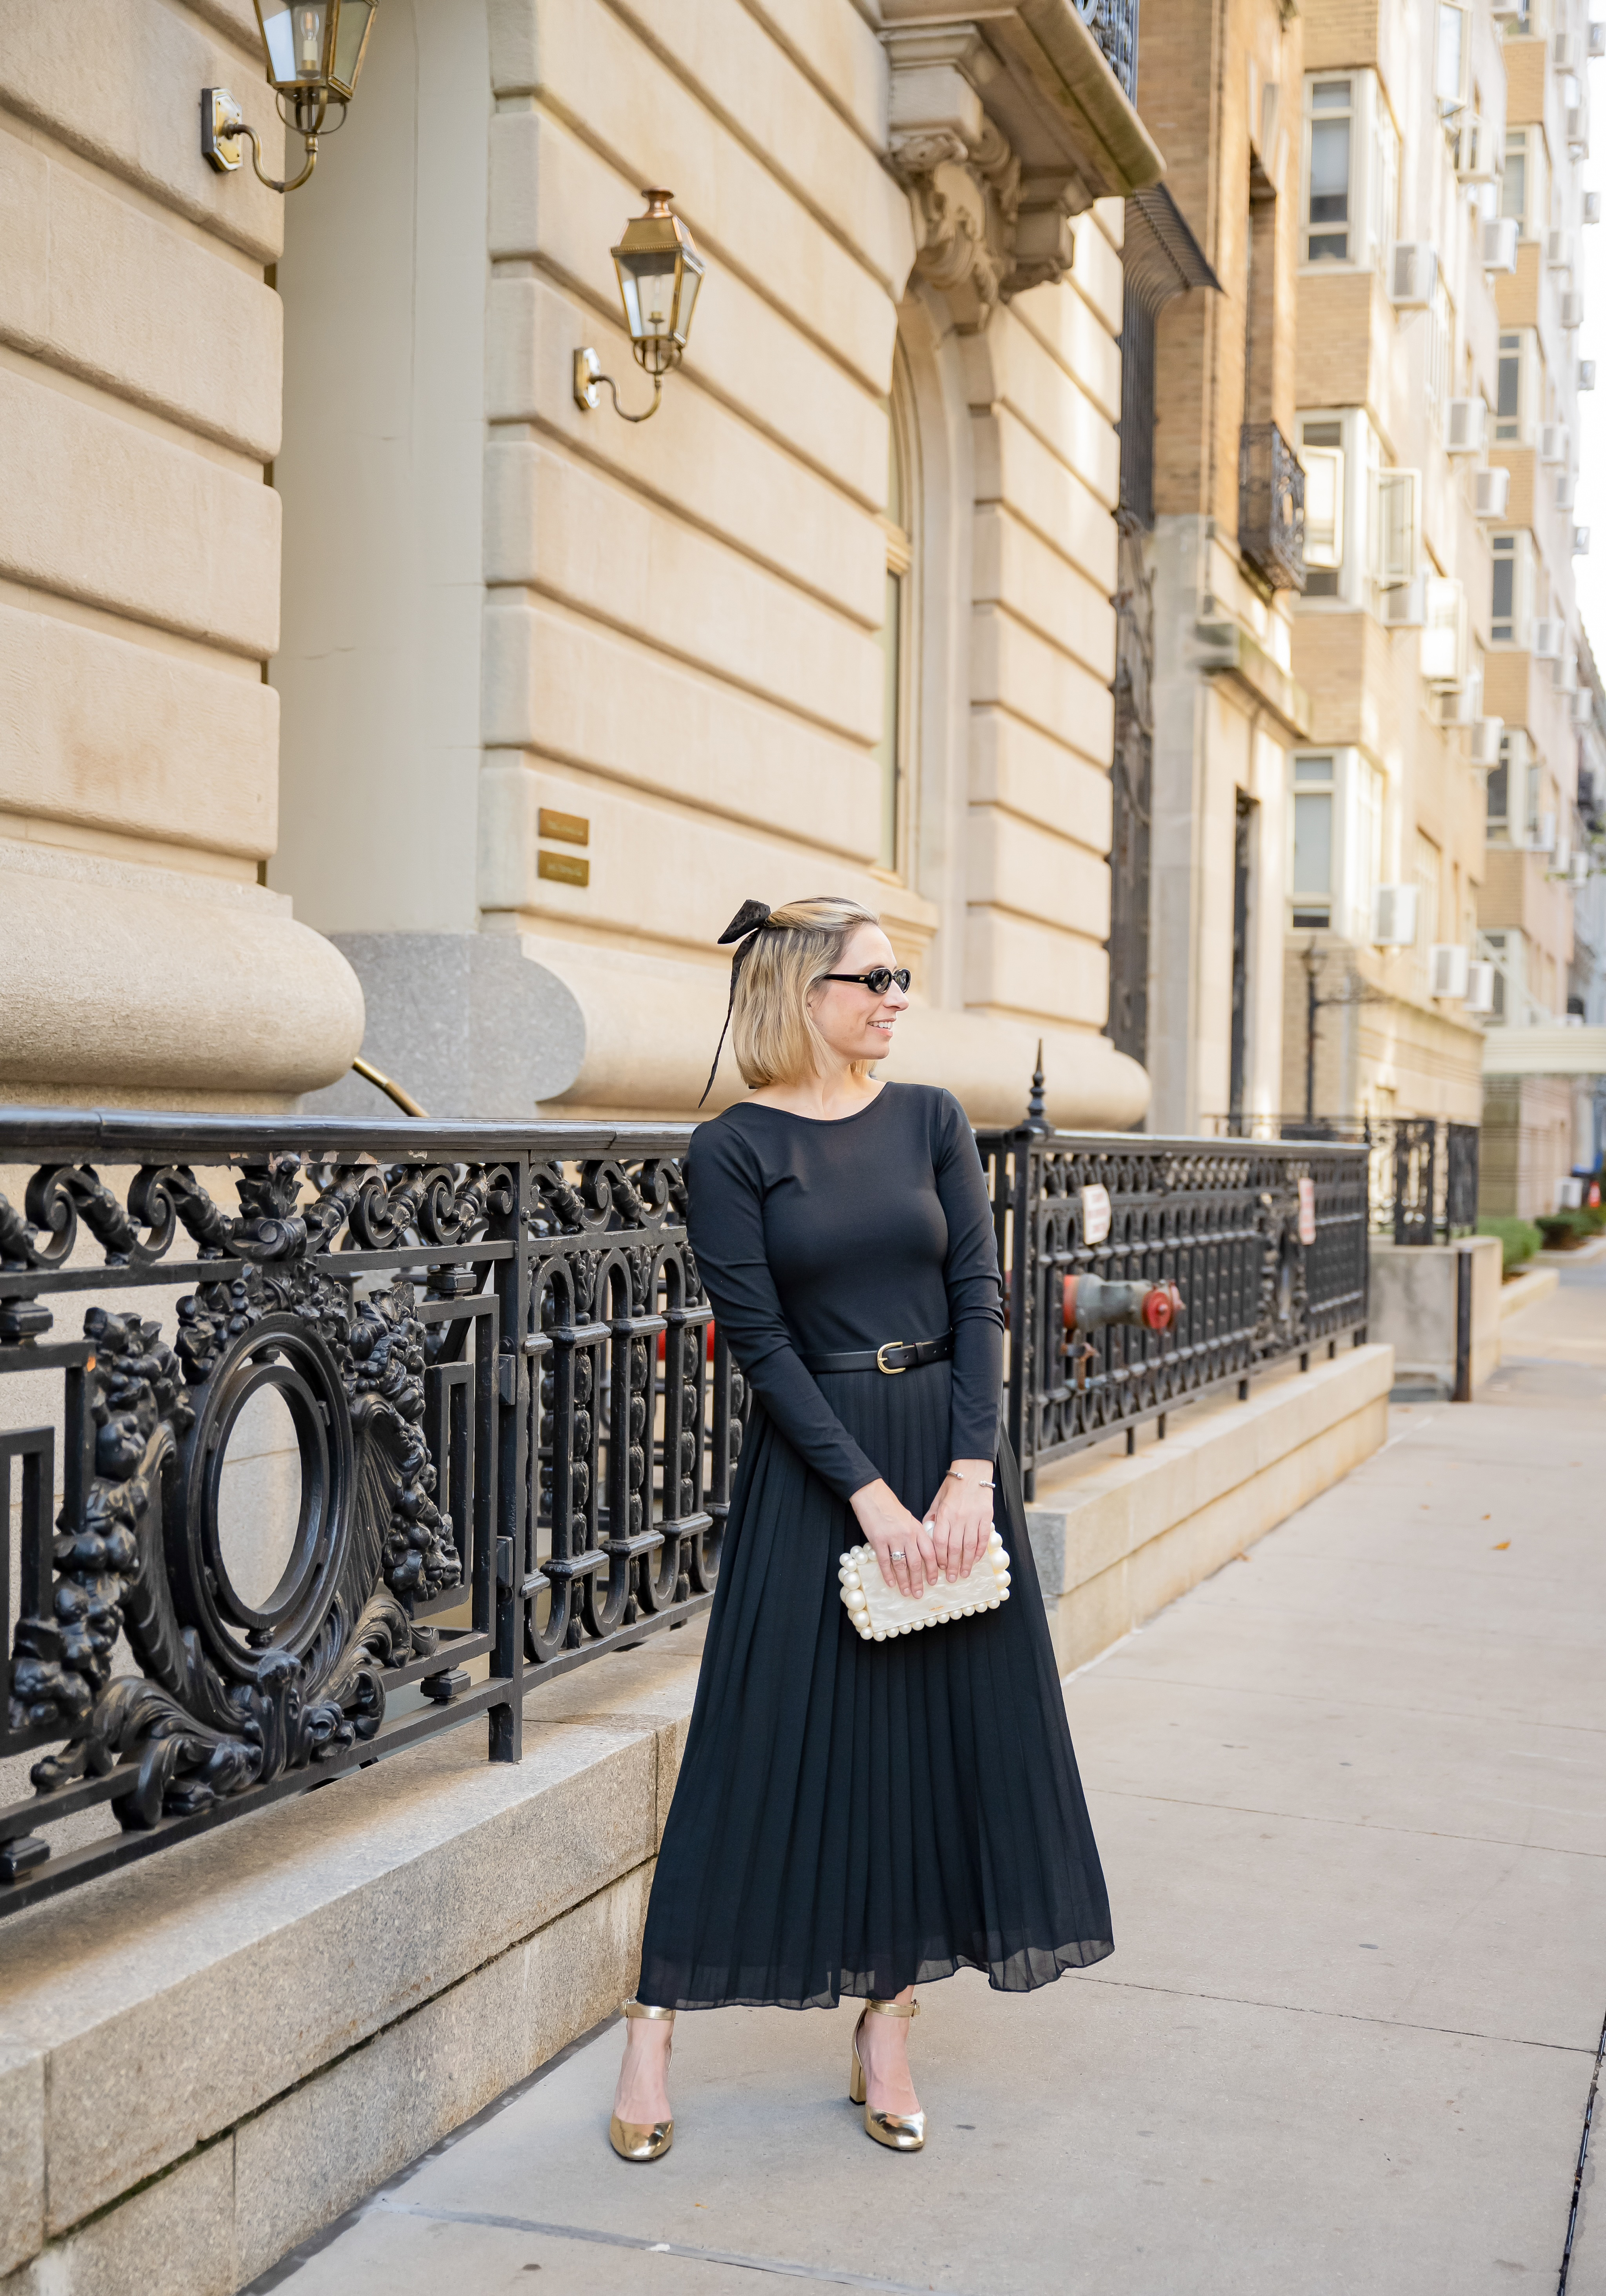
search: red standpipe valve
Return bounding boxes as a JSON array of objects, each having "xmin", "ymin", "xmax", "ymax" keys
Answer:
[{"xmin": 1063, "ymin": 1273, "xmax": 1184, "ymax": 1334}]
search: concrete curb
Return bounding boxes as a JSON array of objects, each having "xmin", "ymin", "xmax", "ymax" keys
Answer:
[{"xmin": 1499, "ymin": 1265, "xmax": 1561, "ymax": 1321}]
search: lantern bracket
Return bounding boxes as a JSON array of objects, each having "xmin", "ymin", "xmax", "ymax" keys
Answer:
[
  {"xmin": 201, "ymin": 87, "xmax": 321, "ymax": 193},
  {"xmin": 572, "ymin": 347, "xmax": 665, "ymax": 426}
]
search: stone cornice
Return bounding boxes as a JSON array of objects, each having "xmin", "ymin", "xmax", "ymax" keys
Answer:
[{"xmin": 883, "ymin": 3, "xmax": 1165, "ymax": 328}]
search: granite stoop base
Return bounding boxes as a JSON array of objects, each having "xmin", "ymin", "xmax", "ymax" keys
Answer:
[
  {"xmin": 0, "ymin": 1648, "xmax": 706, "ymax": 2296},
  {"xmin": 0, "ymin": 1348, "xmax": 1392, "ymax": 2295}
]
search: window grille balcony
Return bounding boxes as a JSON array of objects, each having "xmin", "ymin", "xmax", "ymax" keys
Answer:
[{"xmin": 1239, "ymin": 421, "xmax": 1308, "ymax": 590}]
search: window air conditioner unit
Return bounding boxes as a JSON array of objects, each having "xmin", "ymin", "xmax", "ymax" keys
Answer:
[
  {"xmin": 1474, "ymin": 466, "xmax": 1511, "ymax": 518},
  {"xmin": 1468, "ymin": 716, "xmax": 1504, "ymax": 768},
  {"xmin": 1593, "ymin": 22, "xmax": 1606, "ymax": 57},
  {"xmin": 1557, "ymin": 648, "xmax": 1579, "ymax": 694},
  {"xmin": 1587, "ymin": 192, "xmax": 1603, "ymax": 225},
  {"xmin": 1535, "ymin": 811, "xmax": 1558, "ymax": 853},
  {"xmin": 1381, "ymin": 572, "xmax": 1427, "ymax": 628},
  {"xmin": 1582, "ymin": 361, "xmax": 1597, "ymax": 390},
  {"xmin": 1456, "ymin": 117, "xmax": 1499, "ymax": 182},
  {"xmin": 1568, "ymin": 106, "xmax": 1589, "ymax": 157},
  {"xmin": 1490, "ymin": 0, "xmax": 1522, "ymax": 16},
  {"xmin": 1556, "ymin": 29, "xmax": 1579, "ymax": 69},
  {"xmin": 1576, "ymin": 525, "xmax": 1593, "ymax": 556},
  {"xmin": 1465, "ymin": 960, "xmax": 1497, "ymax": 1015},
  {"xmin": 1430, "ymin": 944, "xmax": 1471, "ymax": 1000},
  {"xmin": 1389, "ymin": 243, "xmax": 1438, "ymax": 308},
  {"xmin": 1540, "ymin": 422, "xmax": 1568, "ymax": 464},
  {"xmin": 1440, "ymin": 681, "xmax": 1482, "ymax": 726},
  {"xmin": 1532, "ymin": 616, "xmax": 1564, "ymax": 659},
  {"xmin": 1373, "ymin": 885, "xmax": 1420, "ymax": 946},
  {"xmin": 1557, "ymin": 472, "xmax": 1579, "ymax": 510},
  {"xmin": 1561, "ymin": 289, "xmax": 1586, "ymax": 328},
  {"xmin": 1481, "ymin": 217, "xmax": 1519, "ymax": 273},
  {"xmin": 1574, "ymin": 686, "xmax": 1595, "ymax": 725},
  {"xmin": 1546, "ymin": 228, "xmax": 1575, "ymax": 272},
  {"xmin": 1446, "ymin": 397, "xmax": 1486, "ymax": 453}
]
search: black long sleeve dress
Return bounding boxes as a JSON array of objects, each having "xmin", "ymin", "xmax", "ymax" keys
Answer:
[{"xmin": 635, "ymin": 1082, "xmax": 1112, "ymax": 2010}]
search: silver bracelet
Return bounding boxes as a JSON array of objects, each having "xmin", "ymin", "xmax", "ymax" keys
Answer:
[{"xmin": 944, "ymin": 1469, "xmax": 997, "ymax": 1491}]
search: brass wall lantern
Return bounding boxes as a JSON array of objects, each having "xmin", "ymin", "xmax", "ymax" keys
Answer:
[
  {"xmin": 573, "ymin": 191, "xmax": 706, "ymax": 424},
  {"xmin": 202, "ymin": 1, "xmax": 376, "ymax": 193}
]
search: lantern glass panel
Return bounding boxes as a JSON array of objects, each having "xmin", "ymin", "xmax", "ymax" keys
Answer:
[
  {"xmin": 673, "ymin": 256, "xmax": 703, "ymax": 342},
  {"xmin": 330, "ymin": 0, "xmax": 375, "ymax": 95},
  {"xmin": 257, "ymin": 3, "xmax": 334, "ymax": 89},
  {"xmin": 618, "ymin": 252, "xmax": 680, "ymax": 344}
]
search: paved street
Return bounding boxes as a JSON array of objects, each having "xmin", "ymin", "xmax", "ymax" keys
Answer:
[{"xmin": 251, "ymin": 1261, "xmax": 1606, "ymax": 2296}]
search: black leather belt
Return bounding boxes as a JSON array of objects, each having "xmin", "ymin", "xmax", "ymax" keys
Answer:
[{"xmin": 802, "ymin": 1331, "xmax": 954, "ymax": 1376}]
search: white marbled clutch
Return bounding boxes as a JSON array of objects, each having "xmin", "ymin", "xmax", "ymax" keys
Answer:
[{"xmin": 837, "ymin": 1531, "xmax": 1011, "ymax": 1641}]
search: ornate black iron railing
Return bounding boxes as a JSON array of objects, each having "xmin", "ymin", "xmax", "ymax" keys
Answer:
[
  {"xmin": 1204, "ymin": 1114, "xmax": 1481, "ymax": 1245},
  {"xmin": 0, "ymin": 1112, "xmax": 739, "ymax": 1914},
  {"xmin": 976, "ymin": 1127, "xmax": 1370, "ymax": 1497},
  {"xmin": 1238, "ymin": 421, "xmax": 1307, "ymax": 590},
  {"xmin": 1075, "ymin": 0, "xmax": 1140, "ymax": 99}
]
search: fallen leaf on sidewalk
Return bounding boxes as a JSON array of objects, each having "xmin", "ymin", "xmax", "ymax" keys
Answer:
[{"xmin": 1493, "ymin": 1540, "xmax": 1511, "ymax": 1551}]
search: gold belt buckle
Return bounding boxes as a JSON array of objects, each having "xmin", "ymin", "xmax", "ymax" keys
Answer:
[{"xmin": 875, "ymin": 1339, "xmax": 910, "ymax": 1375}]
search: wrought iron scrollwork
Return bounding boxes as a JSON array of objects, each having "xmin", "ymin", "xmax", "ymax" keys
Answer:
[
  {"xmin": 0, "ymin": 1119, "xmax": 738, "ymax": 1912},
  {"xmin": 976, "ymin": 1125, "xmax": 1369, "ymax": 1496}
]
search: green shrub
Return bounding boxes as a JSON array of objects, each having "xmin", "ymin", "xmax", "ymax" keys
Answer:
[
  {"xmin": 1478, "ymin": 1216, "xmax": 1543, "ymax": 1274},
  {"xmin": 1535, "ymin": 1209, "xmax": 1598, "ymax": 1249}
]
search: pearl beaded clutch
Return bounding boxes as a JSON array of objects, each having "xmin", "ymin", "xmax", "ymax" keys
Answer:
[{"xmin": 837, "ymin": 1531, "xmax": 1011, "ymax": 1641}]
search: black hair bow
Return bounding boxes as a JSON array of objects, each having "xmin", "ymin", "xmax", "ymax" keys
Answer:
[{"xmin": 699, "ymin": 899, "xmax": 774, "ymax": 1107}]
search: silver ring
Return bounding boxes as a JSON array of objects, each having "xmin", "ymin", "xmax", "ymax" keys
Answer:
[{"xmin": 891, "ymin": 1549, "xmax": 906, "ymax": 1561}]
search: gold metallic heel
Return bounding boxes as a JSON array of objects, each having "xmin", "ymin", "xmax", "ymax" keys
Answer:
[
  {"xmin": 849, "ymin": 1997, "xmax": 925, "ymax": 2152},
  {"xmin": 609, "ymin": 2000, "xmax": 676, "ymax": 2161}
]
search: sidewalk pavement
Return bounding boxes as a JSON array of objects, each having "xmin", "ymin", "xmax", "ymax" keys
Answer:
[{"xmin": 250, "ymin": 1264, "xmax": 1606, "ymax": 2296}]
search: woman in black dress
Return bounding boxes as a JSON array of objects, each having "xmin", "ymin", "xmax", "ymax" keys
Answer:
[{"xmin": 609, "ymin": 896, "xmax": 1111, "ymax": 2161}]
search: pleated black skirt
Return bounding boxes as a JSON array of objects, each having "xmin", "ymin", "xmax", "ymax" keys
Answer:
[{"xmin": 636, "ymin": 1360, "xmax": 1113, "ymax": 2010}]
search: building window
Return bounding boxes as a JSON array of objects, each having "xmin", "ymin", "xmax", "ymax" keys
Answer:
[
  {"xmin": 1370, "ymin": 101, "xmax": 1399, "ymax": 271},
  {"xmin": 1435, "ymin": 4, "xmax": 1467, "ymax": 110},
  {"xmin": 877, "ymin": 364, "xmax": 915, "ymax": 873},
  {"xmin": 1413, "ymin": 829, "xmax": 1441, "ymax": 963},
  {"xmin": 1428, "ymin": 280, "xmax": 1454, "ymax": 427},
  {"xmin": 1502, "ymin": 131, "xmax": 1528, "ymax": 233},
  {"xmin": 1488, "ymin": 734, "xmax": 1510, "ymax": 828},
  {"xmin": 1291, "ymin": 754, "xmax": 1334, "ymax": 925},
  {"xmin": 1301, "ymin": 420, "xmax": 1344, "ymax": 595},
  {"xmin": 1491, "ymin": 533, "xmax": 1517, "ymax": 643},
  {"xmin": 1306, "ymin": 81, "xmax": 1352, "ymax": 262}
]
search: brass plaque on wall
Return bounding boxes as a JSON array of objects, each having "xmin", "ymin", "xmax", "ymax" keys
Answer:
[
  {"xmin": 538, "ymin": 809, "xmax": 590, "ymax": 846},
  {"xmin": 538, "ymin": 850, "xmax": 590, "ymax": 887}
]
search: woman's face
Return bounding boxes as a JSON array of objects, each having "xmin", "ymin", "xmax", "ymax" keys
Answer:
[{"xmin": 807, "ymin": 922, "xmax": 910, "ymax": 1067}]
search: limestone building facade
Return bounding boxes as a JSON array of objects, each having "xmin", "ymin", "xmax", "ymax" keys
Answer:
[
  {"xmin": 0, "ymin": 1, "xmax": 1167, "ymax": 1131},
  {"xmin": 0, "ymin": 0, "xmax": 364, "ymax": 1112},
  {"xmin": 1473, "ymin": 2, "xmax": 1601, "ymax": 1214},
  {"xmin": 1120, "ymin": 0, "xmax": 1310, "ymax": 1136},
  {"xmin": 1277, "ymin": 0, "xmax": 1598, "ymax": 1206}
]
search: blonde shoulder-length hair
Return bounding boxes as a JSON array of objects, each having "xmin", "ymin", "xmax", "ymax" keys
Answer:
[{"xmin": 730, "ymin": 896, "xmax": 883, "ymax": 1089}]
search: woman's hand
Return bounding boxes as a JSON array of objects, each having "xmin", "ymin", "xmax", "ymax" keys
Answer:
[
  {"xmin": 849, "ymin": 1478, "xmax": 939, "ymax": 1599},
  {"xmin": 924, "ymin": 1459, "xmax": 995, "ymax": 1584}
]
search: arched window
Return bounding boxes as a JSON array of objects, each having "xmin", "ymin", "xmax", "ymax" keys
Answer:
[{"xmin": 876, "ymin": 357, "xmax": 917, "ymax": 872}]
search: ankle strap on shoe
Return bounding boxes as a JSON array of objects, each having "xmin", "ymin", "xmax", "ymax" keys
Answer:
[
  {"xmin": 624, "ymin": 2000, "xmax": 676, "ymax": 2020},
  {"xmin": 864, "ymin": 1997, "xmax": 919, "ymax": 2019}
]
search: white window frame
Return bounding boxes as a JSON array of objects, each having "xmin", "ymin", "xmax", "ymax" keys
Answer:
[
  {"xmin": 1435, "ymin": 3, "xmax": 1469, "ymax": 112},
  {"xmin": 1297, "ymin": 409, "xmax": 1390, "ymax": 610},
  {"xmin": 1300, "ymin": 72, "xmax": 1395, "ymax": 272},
  {"xmin": 1288, "ymin": 747, "xmax": 1384, "ymax": 941},
  {"xmin": 1493, "ymin": 328, "xmax": 1542, "ymax": 446},
  {"xmin": 1488, "ymin": 529, "xmax": 1533, "ymax": 646}
]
